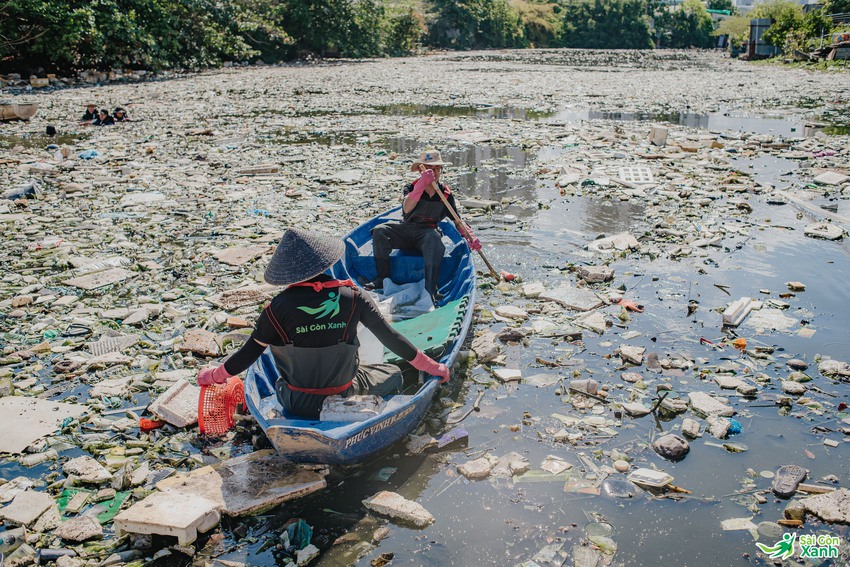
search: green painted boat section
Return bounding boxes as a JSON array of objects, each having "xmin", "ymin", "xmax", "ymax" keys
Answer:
[{"xmin": 384, "ymin": 297, "xmax": 468, "ymax": 364}]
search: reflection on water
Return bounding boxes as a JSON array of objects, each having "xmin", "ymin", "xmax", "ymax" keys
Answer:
[
  {"xmin": 0, "ymin": 132, "xmax": 88, "ymax": 149},
  {"xmin": 547, "ymin": 109, "xmax": 815, "ymax": 137},
  {"xmin": 731, "ymin": 155, "xmax": 800, "ymax": 189},
  {"xmin": 375, "ymin": 103, "xmax": 850, "ymax": 137},
  {"xmin": 376, "ymin": 103, "xmax": 551, "ymax": 121}
]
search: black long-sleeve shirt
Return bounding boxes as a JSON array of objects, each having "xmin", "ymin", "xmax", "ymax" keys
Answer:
[{"xmin": 223, "ymin": 275, "xmax": 416, "ymax": 375}]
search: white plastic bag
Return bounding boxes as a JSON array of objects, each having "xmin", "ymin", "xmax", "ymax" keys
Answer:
[
  {"xmin": 382, "ymin": 279, "xmax": 424, "ymax": 308},
  {"xmin": 357, "ymin": 296, "xmax": 392, "ymax": 364}
]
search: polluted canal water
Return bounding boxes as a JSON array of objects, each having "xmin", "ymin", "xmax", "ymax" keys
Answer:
[{"xmin": 1, "ymin": 49, "xmax": 850, "ymax": 566}]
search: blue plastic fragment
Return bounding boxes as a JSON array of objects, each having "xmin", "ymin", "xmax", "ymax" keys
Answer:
[
  {"xmin": 726, "ymin": 418, "xmax": 742, "ymax": 435},
  {"xmin": 78, "ymin": 149, "xmax": 100, "ymax": 159},
  {"xmin": 286, "ymin": 518, "xmax": 313, "ymax": 551}
]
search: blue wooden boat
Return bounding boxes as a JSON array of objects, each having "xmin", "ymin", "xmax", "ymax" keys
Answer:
[{"xmin": 244, "ymin": 207, "xmax": 476, "ymax": 465}]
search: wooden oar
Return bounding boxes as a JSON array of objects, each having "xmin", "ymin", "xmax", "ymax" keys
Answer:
[{"xmin": 417, "ymin": 165, "xmax": 501, "ymax": 280}]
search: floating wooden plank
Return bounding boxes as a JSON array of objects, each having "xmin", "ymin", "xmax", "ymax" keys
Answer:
[
  {"xmin": 214, "ymin": 245, "xmax": 273, "ymax": 266},
  {"xmin": 237, "ymin": 164, "xmax": 280, "ymax": 175},
  {"xmin": 206, "ymin": 284, "xmax": 276, "ymax": 310},
  {"xmin": 63, "ymin": 268, "xmax": 136, "ymax": 290}
]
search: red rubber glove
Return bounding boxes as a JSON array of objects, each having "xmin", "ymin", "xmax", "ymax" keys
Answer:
[
  {"xmin": 197, "ymin": 365, "xmax": 232, "ymax": 386},
  {"xmin": 409, "ymin": 169, "xmax": 435, "ymax": 202},
  {"xmin": 409, "ymin": 350, "xmax": 450, "ymax": 383}
]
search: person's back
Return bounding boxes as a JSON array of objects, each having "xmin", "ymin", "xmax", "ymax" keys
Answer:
[{"xmin": 256, "ymin": 274, "xmax": 423, "ymax": 418}]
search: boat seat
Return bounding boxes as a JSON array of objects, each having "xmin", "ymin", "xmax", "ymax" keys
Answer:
[{"xmin": 345, "ymin": 235, "xmax": 464, "ymax": 287}]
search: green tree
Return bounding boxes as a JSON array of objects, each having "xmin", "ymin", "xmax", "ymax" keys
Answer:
[
  {"xmin": 713, "ymin": 14, "xmax": 751, "ymax": 47},
  {"xmin": 0, "ymin": 0, "xmax": 289, "ymax": 72},
  {"xmin": 560, "ymin": 0, "xmax": 654, "ymax": 48},
  {"xmin": 384, "ymin": 9, "xmax": 427, "ymax": 55},
  {"xmin": 512, "ymin": 0, "xmax": 562, "ymax": 47},
  {"xmin": 751, "ymin": 0, "xmax": 803, "ymax": 46},
  {"xmin": 823, "ymin": 0, "xmax": 850, "ymax": 13},
  {"xmin": 656, "ymin": 0, "xmax": 715, "ymax": 47},
  {"xmin": 429, "ymin": 0, "xmax": 525, "ymax": 49},
  {"xmin": 708, "ymin": 0, "xmax": 735, "ymax": 13},
  {"xmin": 798, "ymin": 9, "xmax": 834, "ymax": 41},
  {"xmin": 281, "ymin": 0, "xmax": 385, "ymax": 57}
]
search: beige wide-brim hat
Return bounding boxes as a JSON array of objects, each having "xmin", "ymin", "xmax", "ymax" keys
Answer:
[
  {"xmin": 264, "ymin": 228, "xmax": 344, "ymax": 286},
  {"xmin": 410, "ymin": 149, "xmax": 452, "ymax": 172}
]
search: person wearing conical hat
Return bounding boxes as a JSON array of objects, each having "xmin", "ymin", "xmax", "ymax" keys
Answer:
[
  {"xmin": 367, "ymin": 149, "xmax": 480, "ymax": 303},
  {"xmin": 197, "ymin": 228, "xmax": 449, "ymax": 419}
]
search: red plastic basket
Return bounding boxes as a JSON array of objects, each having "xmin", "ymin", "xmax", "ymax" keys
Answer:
[{"xmin": 198, "ymin": 377, "xmax": 245, "ymax": 436}]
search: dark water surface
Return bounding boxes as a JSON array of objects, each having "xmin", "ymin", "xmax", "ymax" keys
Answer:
[{"xmin": 208, "ymin": 132, "xmax": 850, "ymax": 566}]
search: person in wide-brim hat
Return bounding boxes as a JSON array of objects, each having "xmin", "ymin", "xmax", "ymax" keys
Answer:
[
  {"xmin": 195, "ymin": 227, "xmax": 450, "ymax": 420},
  {"xmin": 367, "ymin": 149, "xmax": 479, "ymax": 303}
]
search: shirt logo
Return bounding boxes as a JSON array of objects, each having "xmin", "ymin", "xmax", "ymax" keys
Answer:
[{"xmin": 297, "ymin": 291, "xmax": 341, "ymax": 319}]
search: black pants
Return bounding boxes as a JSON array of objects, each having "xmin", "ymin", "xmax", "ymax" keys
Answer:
[{"xmin": 371, "ymin": 222, "xmax": 445, "ymax": 297}]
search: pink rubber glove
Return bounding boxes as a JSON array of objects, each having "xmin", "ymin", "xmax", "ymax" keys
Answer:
[
  {"xmin": 197, "ymin": 365, "xmax": 232, "ymax": 386},
  {"xmin": 463, "ymin": 227, "xmax": 482, "ymax": 251},
  {"xmin": 409, "ymin": 350, "xmax": 450, "ymax": 383},
  {"xmin": 409, "ymin": 169, "xmax": 435, "ymax": 202}
]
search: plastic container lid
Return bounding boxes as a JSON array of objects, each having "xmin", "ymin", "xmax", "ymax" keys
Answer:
[{"xmin": 627, "ymin": 468, "xmax": 674, "ymax": 488}]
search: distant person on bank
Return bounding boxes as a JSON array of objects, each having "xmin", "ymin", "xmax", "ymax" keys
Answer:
[
  {"xmin": 81, "ymin": 104, "xmax": 98, "ymax": 122},
  {"xmin": 92, "ymin": 109, "xmax": 114, "ymax": 126}
]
